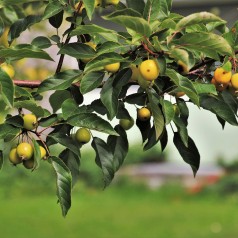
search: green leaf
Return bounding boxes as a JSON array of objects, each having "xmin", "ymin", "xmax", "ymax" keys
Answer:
[
  {"xmin": 0, "ymin": 69, "xmax": 14, "ymax": 107},
  {"xmin": 84, "ymin": 52, "xmax": 125, "ymax": 72},
  {"xmin": 49, "ymin": 10, "xmax": 63, "ymax": 29},
  {"xmin": 31, "ymin": 36, "xmax": 52, "ymax": 49},
  {"xmin": 173, "ymin": 132, "xmax": 200, "ymax": 177},
  {"xmin": 67, "ymin": 113, "xmax": 118, "ymax": 136},
  {"xmin": 5, "ymin": 115, "xmax": 23, "ymax": 128},
  {"xmin": 147, "ymin": 89, "xmax": 165, "ymax": 140},
  {"xmin": 9, "ymin": 15, "xmax": 42, "ymax": 43},
  {"xmin": 50, "ymin": 156, "xmax": 72, "ymax": 217},
  {"xmin": 176, "ymin": 12, "xmax": 225, "ymax": 30},
  {"xmin": 70, "ymin": 24, "xmax": 116, "ymax": 36},
  {"xmin": 126, "ymin": 0, "xmax": 145, "ymax": 15},
  {"xmin": 166, "ymin": 69, "xmax": 199, "ymax": 106},
  {"xmin": 49, "ymin": 90, "xmax": 71, "ymax": 113},
  {"xmin": 83, "ymin": 0, "xmax": 95, "ymax": 21},
  {"xmin": 42, "ymin": 1, "xmax": 63, "ymax": 20},
  {"xmin": 100, "ymin": 68, "xmax": 131, "ymax": 120},
  {"xmin": 59, "ymin": 149, "xmax": 80, "ymax": 188},
  {"xmin": 0, "ymin": 45, "xmax": 53, "ymax": 61},
  {"xmin": 103, "ymin": 9, "xmax": 152, "ymax": 37},
  {"xmin": 92, "ymin": 137, "xmax": 114, "ymax": 188},
  {"xmin": 48, "ymin": 133, "xmax": 80, "ymax": 158},
  {"xmin": 193, "ymin": 82, "xmax": 217, "ymax": 95},
  {"xmin": 38, "ymin": 70, "xmax": 81, "ymax": 93},
  {"xmin": 221, "ymin": 90, "xmax": 238, "ymax": 115},
  {"xmin": 80, "ymin": 71, "xmax": 104, "ymax": 94},
  {"xmin": 173, "ymin": 116, "xmax": 188, "ymax": 147},
  {"xmin": 160, "ymin": 99, "xmax": 175, "ymax": 125},
  {"xmin": 97, "ymin": 41, "xmax": 123, "ymax": 55},
  {"xmin": 15, "ymin": 86, "xmax": 33, "ymax": 99},
  {"xmin": 107, "ymin": 125, "xmax": 128, "ymax": 172},
  {"xmin": 32, "ymin": 138, "xmax": 41, "ymax": 171},
  {"xmin": 200, "ymin": 95, "xmax": 238, "ymax": 126},
  {"xmin": 175, "ymin": 32, "xmax": 233, "ymax": 59},
  {"xmin": 0, "ymin": 124, "xmax": 21, "ymax": 141},
  {"xmin": 58, "ymin": 43, "xmax": 96, "ymax": 59},
  {"xmin": 143, "ymin": 0, "xmax": 172, "ymax": 22}
]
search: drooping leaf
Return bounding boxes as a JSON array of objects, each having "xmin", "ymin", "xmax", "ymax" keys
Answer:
[
  {"xmin": 83, "ymin": 0, "xmax": 95, "ymax": 20},
  {"xmin": 100, "ymin": 68, "xmax": 132, "ymax": 120},
  {"xmin": 49, "ymin": 10, "xmax": 64, "ymax": 29},
  {"xmin": 173, "ymin": 132, "xmax": 200, "ymax": 177},
  {"xmin": 42, "ymin": 1, "xmax": 63, "ymax": 21},
  {"xmin": 32, "ymin": 138, "xmax": 41, "ymax": 171},
  {"xmin": 49, "ymin": 156, "xmax": 72, "ymax": 217},
  {"xmin": 67, "ymin": 113, "xmax": 119, "ymax": 136},
  {"xmin": 160, "ymin": 98, "xmax": 175, "ymax": 125},
  {"xmin": 173, "ymin": 116, "xmax": 188, "ymax": 147},
  {"xmin": 92, "ymin": 137, "xmax": 114, "ymax": 188},
  {"xmin": 107, "ymin": 125, "xmax": 129, "ymax": 172}
]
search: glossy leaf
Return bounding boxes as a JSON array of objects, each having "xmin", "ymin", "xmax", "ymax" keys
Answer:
[
  {"xmin": 107, "ymin": 125, "xmax": 128, "ymax": 172},
  {"xmin": 173, "ymin": 116, "xmax": 188, "ymax": 147},
  {"xmin": 67, "ymin": 113, "xmax": 119, "ymax": 136},
  {"xmin": 100, "ymin": 68, "xmax": 131, "ymax": 120},
  {"xmin": 49, "ymin": 10, "xmax": 63, "ymax": 29},
  {"xmin": 42, "ymin": 1, "xmax": 63, "ymax": 20},
  {"xmin": 173, "ymin": 132, "xmax": 200, "ymax": 177},
  {"xmin": 92, "ymin": 137, "xmax": 114, "ymax": 188},
  {"xmin": 31, "ymin": 36, "xmax": 52, "ymax": 49},
  {"xmin": 83, "ymin": 0, "xmax": 95, "ymax": 20},
  {"xmin": 50, "ymin": 156, "xmax": 72, "ymax": 217}
]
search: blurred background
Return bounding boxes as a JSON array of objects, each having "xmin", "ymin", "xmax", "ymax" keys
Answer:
[{"xmin": 1, "ymin": 1, "xmax": 238, "ymax": 238}]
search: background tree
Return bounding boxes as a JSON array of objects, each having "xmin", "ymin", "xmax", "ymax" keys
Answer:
[{"xmin": 0, "ymin": 0, "xmax": 238, "ymax": 216}]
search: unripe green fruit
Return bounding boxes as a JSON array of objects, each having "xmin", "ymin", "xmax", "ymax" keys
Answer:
[
  {"xmin": 23, "ymin": 114, "xmax": 37, "ymax": 130},
  {"xmin": 16, "ymin": 142, "xmax": 33, "ymax": 160},
  {"xmin": 119, "ymin": 117, "xmax": 134, "ymax": 130},
  {"xmin": 9, "ymin": 148, "xmax": 22, "ymax": 165},
  {"xmin": 75, "ymin": 128, "xmax": 91, "ymax": 144},
  {"xmin": 23, "ymin": 158, "xmax": 34, "ymax": 169}
]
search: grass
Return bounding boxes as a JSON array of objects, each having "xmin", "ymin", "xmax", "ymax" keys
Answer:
[{"xmin": 0, "ymin": 182, "xmax": 238, "ymax": 238}]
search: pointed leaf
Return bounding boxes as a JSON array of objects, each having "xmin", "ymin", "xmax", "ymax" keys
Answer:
[
  {"xmin": 173, "ymin": 132, "xmax": 200, "ymax": 176},
  {"xmin": 92, "ymin": 137, "xmax": 114, "ymax": 188},
  {"xmin": 50, "ymin": 156, "xmax": 72, "ymax": 217},
  {"xmin": 32, "ymin": 138, "xmax": 41, "ymax": 171},
  {"xmin": 107, "ymin": 125, "xmax": 128, "ymax": 172},
  {"xmin": 83, "ymin": 0, "xmax": 95, "ymax": 20},
  {"xmin": 173, "ymin": 116, "xmax": 188, "ymax": 147},
  {"xmin": 42, "ymin": 1, "xmax": 63, "ymax": 20}
]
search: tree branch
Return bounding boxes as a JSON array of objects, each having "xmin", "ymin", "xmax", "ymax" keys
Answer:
[{"xmin": 13, "ymin": 80, "xmax": 42, "ymax": 88}]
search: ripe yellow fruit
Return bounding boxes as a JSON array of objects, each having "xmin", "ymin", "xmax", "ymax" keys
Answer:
[
  {"xmin": 0, "ymin": 27, "xmax": 9, "ymax": 47},
  {"xmin": 75, "ymin": 128, "xmax": 91, "ymax": 144},
  {"xmin": 23, "ymin": 158, "xmax": 34, "ymax": 169},
  {"xmin": 231, "ymin": 73, "xmax": 238, "ymax": 90},
  {"xmin": 214, "ymin": 67, "xmax": 232, "ymax": 84},
  {"xmin": 0, "ymin": 63, "xmax": 15, "ymax": 78},
  {"xmin": 139, "ymin": 59, "xmax": 160, "ymax": 81},
  {"xmin": 130, "ymin": 65, "xmax": 140, "ymax": 81},
  {"xmin": 211, "ymin": 77, "xmax": 228, "ymax": 92},
  {"xmin": 119, "ymin": 117, "xmax": 134, "ymax": 130},
  {"xmin": 40, "ymin": 146, "xmax": 47, "ymax": 159},
  {"xmin": 137, "ymin": 107, "xmax": 151, "ymax": 121},
  {"xmin": 104, "ymin": 62, "xmax": 120, "ymax": 73},
  {"xmin": 16, "ymin": 142, "xmax": 34, "ymax": 160},
  {"xmin": 9, "ymin": 148, "xmax": 22, "ymax": 165},
  {"xmin": 22, "ymin": 114, "xmax": 37, "ymax": 130}
]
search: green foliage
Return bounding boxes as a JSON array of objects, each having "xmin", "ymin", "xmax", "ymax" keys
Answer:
[{"xmin": 0, "ymin": 0, "xmax": 238, "ymax": 216}]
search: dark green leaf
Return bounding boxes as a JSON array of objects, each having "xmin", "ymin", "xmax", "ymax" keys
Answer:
[
  {"xmin": 92, "ymin": 137, "xmax": 114, "ymax": 188},
  {"xmin": 0, "ymin": 124, "xmax": 21, "ymax": 141},
  {"xmin": 42, "ymin": 1, "xmax": 63, "ymax": 20},
  {"xmin": 49, "ymin": 10, "xmax": 63, "ymax": 29},
  {"xmin": 50, "ymin": 156, "xmax": 72, "ymax": 217},
  {"xmin": 107, "ymin": 125, "xmax": 128, "ymax": 172},
  {"xmin": 5, "ymin": 115, "xmax": 23, "ymax": 128},
  {"xmin": 173, "ymin": 132, "xmax": 200, "ymax": 177},
  {"xmin": 173, "ymin": 116, "xmax": 188, "ymax": 147},
  {"xmin": 32, "ymin": 138, "xmax": 41, "ymax": 171},
  {"xmin": 126, "ymin": 0, "xmax": 145, "ymax": 15},
  {"xmin": 49, "ymin": 90, "xmax": 71, "ymax": 113},
  {"xmin": 31, "ymin": 36, "xmax": 52, "ymax": 49}
]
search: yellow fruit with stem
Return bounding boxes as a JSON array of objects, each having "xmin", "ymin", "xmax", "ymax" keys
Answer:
[
  {"xmin": 137, "ymin": 107, "xmax": 151, "ymax": 121},
  {"xmin": 104, "ymin": 62, "xmax": 120, "ymax": 73},
  {"xmin": 16, "ymin": 142, "xmax": 34, "ymax": 160},
  {"xmin": 139, "ymin": 59, "xmax": 160, "ymax": 81},
  {"xmin": 22, "ymin": 114, "xmax": 37, "ymax": 130}
]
